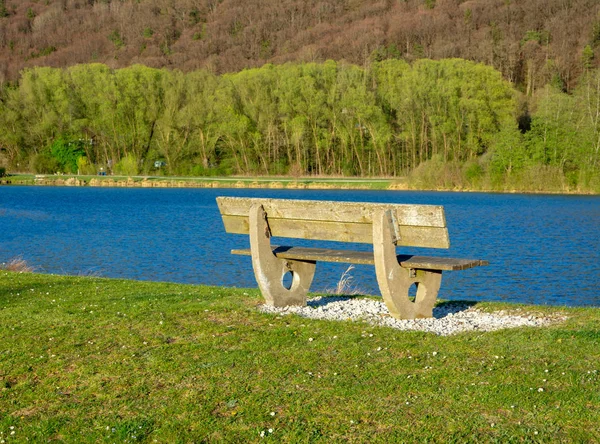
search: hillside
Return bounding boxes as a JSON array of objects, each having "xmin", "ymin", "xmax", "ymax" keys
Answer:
[{"xmin": 1, "ymin": 0, "xmax": 599, "ymax": 92}]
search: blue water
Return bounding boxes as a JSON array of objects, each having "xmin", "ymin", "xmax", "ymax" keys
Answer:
[{"xmin": 1, "ymin": 186, "xmax": 598, "ymax": 307}]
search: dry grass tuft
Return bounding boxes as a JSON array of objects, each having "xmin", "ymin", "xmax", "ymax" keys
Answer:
[
  {"xmin": 2, "ymin": 257, "xmax": 35, "ymax": 273},
  {"xmin": 328, "ymin": 265, "xmax": 363, "ymax": 295}
]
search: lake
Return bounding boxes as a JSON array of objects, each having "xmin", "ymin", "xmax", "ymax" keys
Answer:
[{"xmin": 1, "ymin": 186, "xmax": 598, "ymax": 307}]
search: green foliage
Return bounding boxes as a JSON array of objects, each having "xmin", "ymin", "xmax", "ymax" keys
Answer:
[
  {"xmin": 108, "ymin": 30, "xmax": 124, "ymax": 48},
  {"xmin": 26, "ymin": 7, "xmax": 35, "ymax": 19},
  {"xmin": 28, "ymin": 46, "xmax": 57, "ymax": 60},
  {"xmin": 0, "ymin": 166, "xmax": 6, "ymax": 177},
  {"xmin": 582, "ymin": 45, "xmax": 594, "ymax": 70},
  {"xmin": 76, "ymin": 156, "xmax": 96, "ymax": 175},
  {"xmin": 188, "ymin": 7, "xmax": 202, "ymax": 25},
  {"xmin": 49, "ymin": 139, "xmax": 86, "ymax": 174},
  {"xmin": 32, "ymin": 151, "xmax": 60, "ymax": 174},
  {"xmin": 370, "ymin": 44, "xmax": 402, "ymax": 62},
  {"xmin": 463, "ymin": 160, "xmax": 484, "ymax": 184},
  {"xmin": 114, "ymin": 153, "xmax": 139, "ymax": 176},
  {"xmin": 521, "ymin": 30, "xmax": 550, "ymax": 46},
  {"xmin": 0, "ymin": 0, "xmax": 8, "ymax": 18},
  {"xmin": 1, "ymin": 60, "xmax": 599, "ymax": 192},
  {"xmin": 592, "ymin": 20, "xmax": 600, "ymax": 47},
  {"xmin": 142, "ymin": 27, "xmax": 154, "ymax": 38}
]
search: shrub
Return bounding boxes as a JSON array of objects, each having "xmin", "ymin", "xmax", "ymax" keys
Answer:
[
  {"xmin": 33, "ymin": 152, "xmax": 60, "ymax": 174},
  {"xmin": 114, "ymin": 154, "xmax": 139, "ymax": 176},
  {"xmin": 76, "ymin": 156, "xmax": 96, "ymax": 175},
  {"xmin": 50, "ymin": 139, "xmax": 86, "ymax": 173},
  {"xmin": 463, "ymin": 161, "xmax": 485, "ymax": 187}
]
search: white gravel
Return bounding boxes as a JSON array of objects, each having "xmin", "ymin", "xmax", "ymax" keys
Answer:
[{"xmin": 259, "ymin": 296, "xmax": 566, "ymax": 336}]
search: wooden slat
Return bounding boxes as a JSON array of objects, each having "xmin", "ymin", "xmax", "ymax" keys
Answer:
[
  {"xmin": 217, "ymin": 197, "xmax": 446, "ymax": 227},
  {"xmin": 231, "ymin": 246, "xmax": 488, "ymax": 271},
  {"xmin": 217, "ymin": 197, "xmax": 450, "ymax": 249},
  {"xmin": 221, "ymin": 214, "xmax": 450, "ymax": 248}
]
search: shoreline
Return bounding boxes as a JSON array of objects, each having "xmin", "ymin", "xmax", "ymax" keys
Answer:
[{"xmin": 0, "ymin": 173, "xmax": 597, "ymax": 195}]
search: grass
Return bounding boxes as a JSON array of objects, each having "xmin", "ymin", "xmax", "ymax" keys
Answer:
[
  {"xmin": 1, "ymin": 271, "xmax": 599, "ymax": 442},
  {"xmin": 3, "ymin": 173, "xmax": 402, "ymax": 191}
]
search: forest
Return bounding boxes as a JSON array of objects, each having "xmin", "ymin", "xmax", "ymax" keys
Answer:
[
  {"xmin": 1, "ymin": 59, "xmax": 599, "ymax": 192},
  {"xmin": 1, "ymin": 0, "xmax": 600, "ymax": 191},
  {"xmin": 1, "ymin": 0, "xmax": 599, "ymax": 93}
]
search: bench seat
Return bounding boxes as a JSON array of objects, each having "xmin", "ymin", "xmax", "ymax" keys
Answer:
[{"xmin": 232, "ymin": 246, "xmax": 488, "ymax": 271}]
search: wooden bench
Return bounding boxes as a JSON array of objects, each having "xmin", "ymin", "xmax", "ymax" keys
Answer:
[{"xmin": 216, "ymin": 197, "xmax": 488, "ymax": 320}]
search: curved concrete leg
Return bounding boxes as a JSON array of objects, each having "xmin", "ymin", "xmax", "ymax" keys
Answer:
[
  {"xmin": 249, "ymin": 204, "xmax": 316, "ymax": 307},
  {"xmin": 373, "ymin": 209, "xmax": 443, "ymax": 319}
]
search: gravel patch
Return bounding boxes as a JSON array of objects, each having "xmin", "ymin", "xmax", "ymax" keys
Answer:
[{"xmin": 259, "ymin": 296, "xmax": 567, "ymax": 336}]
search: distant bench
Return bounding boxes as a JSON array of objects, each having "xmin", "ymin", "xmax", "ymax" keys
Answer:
[{"xmin": 216, "ymin": 197, "xmax": 488, "ymax": 320}]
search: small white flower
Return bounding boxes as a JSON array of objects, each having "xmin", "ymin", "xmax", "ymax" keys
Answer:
[
  {"xmin": 260, "ymin": 431, "xmax": 265, "ymax": 437},
  {"xmin": 308, "ymin": 338, "xmax": 314, "ymax": 342},
  {"xmin": 538, "ymin": 387, "xmax": 544, "ymax": 392},
  {"xmin": 268, "ymin": 428, "xmax": 273, "ymax": 433},
  {"xmin": 270, "ymin": 412, "xmax": 275, "ymax": 416},
  {"xmin": 432, "ymin": 351, "xmax": 438, "ymax": 356}
]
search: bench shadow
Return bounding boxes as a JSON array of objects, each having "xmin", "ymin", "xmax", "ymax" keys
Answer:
[
  {"xmin": 432, "ymin": 300, "xmax": 478, "ymax": 319},
  {"xmin": 307, "ymin": 295, "xmax": 357, "ymax": 308},
  {"xmin": 307, "ymin": 296, "xmax": 478, "ymax": 319}
]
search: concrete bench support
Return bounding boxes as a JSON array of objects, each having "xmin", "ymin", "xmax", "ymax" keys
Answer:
[
  {"xmin": 373, "ymin": 209, "xmax": 442, "ymax": 319},
  {"xmin": 249, "ymin": 203, "xmax": 316, "ymax": 307}
]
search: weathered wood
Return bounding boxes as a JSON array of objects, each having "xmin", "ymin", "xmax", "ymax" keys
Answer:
[
  {"xmin": 217, "ymin": 197, "xmax": 447, "ymax": 227},
  {"xmin": 221, "ymin": 215, "xmax": 450, "ymax": 248},
  {"xmin": 217, "ymin": 197, "xmax": 450, "ymax": 249},
  {"xmin": 231, "ymin": 246, "xmax": 487, "ymax": 271}
]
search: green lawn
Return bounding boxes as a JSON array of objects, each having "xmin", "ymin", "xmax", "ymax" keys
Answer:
[
  {"xmin": 1, "ymin": 271, "xmax": 598, "ymax": 442},
  {"xmin": 3, "ymin": 173, "xmax": 400, "ymax": 191}
]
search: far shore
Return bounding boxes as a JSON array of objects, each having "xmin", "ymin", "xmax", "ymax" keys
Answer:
[{"xmin": 0, "ymin": 173, "xmax": 597, "ymax": 195}]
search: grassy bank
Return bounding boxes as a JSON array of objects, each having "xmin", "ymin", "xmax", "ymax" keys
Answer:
[
  {"xmin": 1, "ymin": 271, "xmax": 598, "ymax": 442},
  {"xmin": 1, "ymin": 174, "xmax": 400, "ymax": 191},
  {"xmin": 3, "ymin": 173, "xmax": 598, "ymax": 194}
]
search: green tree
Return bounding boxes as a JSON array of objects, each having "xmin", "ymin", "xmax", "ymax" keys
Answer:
[
  {"xmin": 49, "ymin": 139, "xmax": 86, "ymax": 173},
  {"xmin": 113, "ymin": 65, "xmax": 166, "ymax": 170},
  {"xmin": 17, "ymin": 67, "xmax": 78, "ymax": 151}
]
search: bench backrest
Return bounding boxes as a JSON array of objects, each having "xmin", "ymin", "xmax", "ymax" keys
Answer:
[{"xmin": 216, "ymin": 197, "xmax": 450, "ymax": 249}]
